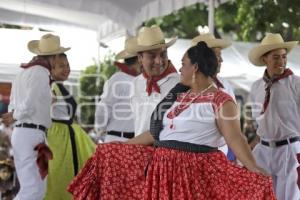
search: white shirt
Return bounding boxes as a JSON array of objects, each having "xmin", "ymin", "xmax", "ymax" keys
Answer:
[
  {"xmin": 160, "ymin": 90, "xmax": 233, "ymax": 147},
  {"xmin": 131, "ymin": 73, "xmax": 179, "ymax": 136},
  {"xmin": 216, "ymin": 76, "xmax": 236, "ymax": 100},
  {"xmin": 9, "ymin": 65, "xmax": 52, "ymax": 128},
  {"xmin": 95, "ymin": 72, "xmax": 135, "ymax": 132},
  {"xmin": 250, "ymin": 75, "xmax": 300, "ymax": 140}
]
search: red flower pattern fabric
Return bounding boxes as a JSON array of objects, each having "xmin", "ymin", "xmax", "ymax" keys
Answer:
[
  {"xmin": 144, "ymin": 148, "xmax": 276, "ymax": 200},
  {"xmin": 68, "ymin": 143, "xmax": 154, "ymax": 200},
  {"xmin": 167, "ymin": 90, "xmax": 233, "ymax": 119},
  {"xmin": 68, "ymin": 144, "xmax": 276, "ymax": 200}
]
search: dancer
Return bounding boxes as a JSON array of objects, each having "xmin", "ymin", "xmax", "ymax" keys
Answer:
[
  {"xmin": 44, "ymin": 53, "xmax": 96, "ymax": 200},
  {"xmin": 2, "ymin": 33, "xmax": 68, "ymax": 200},
  {"xmin": 248, "ymin": 32, "xmax": 300, "ymax": 200},
  {"xmin": 68, "ymin": 41, "xmax": 275, "ymax": 200}
]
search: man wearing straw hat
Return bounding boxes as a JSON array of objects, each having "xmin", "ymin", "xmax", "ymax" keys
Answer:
[
  {"xmin": 248, "ymin": 33, "xmax": 300, "ymax": 199},
  {"xmin": 191, "ymin": 32, "xmax": 235, "ymax": 159},
  {"xmin": 95, "ymin": 36, "xmax": 141, "ymax": 142},
  {"xmin": 2, "ymin": 33, "xmax": 70, "ymax": 200},
  {"xmin": 127, "ymin": 25, "xmax": 179, "ymax": 137}
]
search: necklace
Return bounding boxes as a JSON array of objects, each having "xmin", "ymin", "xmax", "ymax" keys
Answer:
[
  {"xmin": 189, "ymin": 83, "xmax": 214, "ymax": 96},
  {"xmin": 168, "ymin": 83, "xmax": 214, "ymax": 129}
]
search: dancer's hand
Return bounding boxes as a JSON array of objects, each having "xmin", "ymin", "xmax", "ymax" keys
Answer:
[{"xmin": 1, "ymin": 112, "xmax": 15, "ymax": 127}]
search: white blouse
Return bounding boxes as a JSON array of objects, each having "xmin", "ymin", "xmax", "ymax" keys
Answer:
[{"xmin": 159, "ymin": 90, "xmax": 234, "ymax": 147}]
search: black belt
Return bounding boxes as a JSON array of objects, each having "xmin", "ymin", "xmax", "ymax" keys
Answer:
[
  {"xmin": 107, "ymin": 131, "xmax": 135, "ymax": 139},
  {"xmin": 261, "ymin": 136, "xmax": 300, "ymax": 148},
  {"xmin": 154, "ymin": 140, "xmax": 218, "ymax": 153},
  {"xmin": 15, "ymin": 123, "xmax": 47, "ymax": 132}
]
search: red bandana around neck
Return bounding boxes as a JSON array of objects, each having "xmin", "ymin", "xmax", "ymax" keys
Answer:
[
  {"xmin": 21, "ymin": 56, "xmax": 51, "ymax": 72},
  {"xmin": 212, "ymin": 76, "xmax": 224, "ymax": 89},
  {"xmin": 114, "ymin": 61, "xmax": 140, "ymax": 77},
  {"xmin": 142, "ymin": 61, "xmax": 177, "ymax": 96},
  {"xmin": 261, "ymin": 68, "xmax": 293, "ymax": 114}
]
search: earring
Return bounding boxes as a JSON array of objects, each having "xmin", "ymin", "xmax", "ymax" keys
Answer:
[{"xmin": 192, "ymin": 72, "xmax": 196, "ymax": 84}]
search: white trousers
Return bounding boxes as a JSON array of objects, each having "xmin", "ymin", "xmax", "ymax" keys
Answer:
[
  {"xmin": 253, "ymin": 141, "xmax": 300, "ymax": 200},
  {"xmin": 11, "ymin": 127, "xmax": 47, "ymax": 200}
]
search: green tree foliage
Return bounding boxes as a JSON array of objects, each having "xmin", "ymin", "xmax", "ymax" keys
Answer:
[
  {"xmin": 78, "ymin": 52, "xmax": 117, "ymax": 128},
  {"xmin": 234, "ymin": 0, "xmax": 300, "ymax": 41},
  {"xmin": 144, "ymin": 3, "xmax": 208, "ymax": 38},
  {"xmin": 144, "ymin": 0, "xmax": 300, "ymax": 42}
]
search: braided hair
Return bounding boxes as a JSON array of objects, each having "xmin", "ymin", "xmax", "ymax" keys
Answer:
[{"xmin": 187, "ymin": 41, "xmax": 218, "ymax": 77}]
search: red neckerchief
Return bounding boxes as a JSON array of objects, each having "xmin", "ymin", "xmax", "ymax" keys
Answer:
[
  {"xmin": 34, "ymin": 143, "xmax": 53, "ymax": 179},
  {"xmin": 114, "ymin": 61, "xmax": 140, "ymax": 77},
  {"xmin": 212, "ymin": 76, "xmax": 224, "ymax": 89},
  {"xmin": 261, "ymin": 68, "xmax": 293, "ymax": 114},
  {"xmin": 21, "ymin": 56, "xmax": 51, "ymax": 72},
  {"xmin": 142, "ymin": 61, "xmax": 177, "ymax": 96}
]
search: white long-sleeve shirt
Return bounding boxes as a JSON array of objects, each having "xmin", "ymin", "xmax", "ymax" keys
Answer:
[
  {"xmin": 95, "ymin": 72, "xmax": 135, "ymax": 132},
  {"xmin": 250, "ymin": 75, "xmax": 300, "ymax": 140},
  {"xmin": 9, "ymin": 65, "xmax": 52, "ymax": 128},
  {"xmin": 131, "ymin": 73, "xmax": 179, "ymax": 136}
]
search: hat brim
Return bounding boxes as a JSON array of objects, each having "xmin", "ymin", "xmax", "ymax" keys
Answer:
[
  {"xmin": 192, "ymin": 38, "xmax": 231, "ymax": 49},
  {"xmin": 248, "ymin": 41, "xmax": 298, "ymax": 66},
  {"xmin": 131, "ymin": 37, "xmax": 177, "ymax": 53},
  {"xmin": 28, "ymin": 40, "xmax": 70, "ymax": 56},
  {"xmin": 115, "ymin": 50, "xmax": 137, "ymax": 60}
]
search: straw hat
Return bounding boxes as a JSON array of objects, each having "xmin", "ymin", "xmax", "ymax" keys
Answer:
[
  {"xmin": 129, "ymin": 25, "xmax": 177, "ymax": 53},
  {"xmin": 248, "ymin": 33, "xmax": 298, "ymax": 66},
  {"xmin": 191, "ymin": 33, "xmax": 231, "ymax": 49},
  {"xmin": 28, "ymin": 33, "xmax": 70, "ymax": 55},
  {"xmin": 115, "ymin": 36, "xmax": 138, "ymax": 60}
]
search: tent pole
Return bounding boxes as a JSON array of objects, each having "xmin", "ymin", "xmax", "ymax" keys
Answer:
[{"xmin": 208, "ymin": 0, "xmax": 215, "ymax": 33}]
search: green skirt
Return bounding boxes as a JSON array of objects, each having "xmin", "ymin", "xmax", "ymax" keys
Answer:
[{"xmin": 44, "ymin": 122, "xmax": 96, "ymax": 200}]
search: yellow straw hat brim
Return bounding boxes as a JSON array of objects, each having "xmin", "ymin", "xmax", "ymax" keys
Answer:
[
  {"xmin": 115, "ymin": 50, "xmax": 137, "ymax": 60},
  {"xmin": 28, "ymin": 40, "xmax": 70, "ymax": 56},
  {"xmin": 248, "ymin": 41, "xmax": 298, "ymax": 66},
  {"xmin": 130, "ymin": 37, "xmax": 177, "ymax": 53}
]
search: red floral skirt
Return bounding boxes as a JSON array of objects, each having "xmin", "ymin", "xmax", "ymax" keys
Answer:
[
  {"xmin": 68, "ymin": 143, "xmax": 154, "ymax": 200},
  {"xmin": 68, "ymin": 144, "xmax": 276, "ymax": 200},
  {"xmin": 144, "ymin": 147, "xmax": 276, "ymax": 200}
]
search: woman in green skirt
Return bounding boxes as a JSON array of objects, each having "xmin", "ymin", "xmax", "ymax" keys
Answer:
[{"xmin": 44, "ymin": 53, "xmax": 96, "ymax": 200}]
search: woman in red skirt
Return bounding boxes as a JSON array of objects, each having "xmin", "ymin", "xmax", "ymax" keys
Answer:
[{"xmin": 68, "ymin": 41, "xmax": 276, "ymax": 200}]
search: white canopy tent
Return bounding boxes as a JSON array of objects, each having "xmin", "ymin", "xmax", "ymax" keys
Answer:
[
  {"xmin": 0, "ymin": 0, "xmax": 230, "ymax": 84},
  {"xmin": 0, "ymin": 0, "xmax": 229, "ymax": 41}
]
